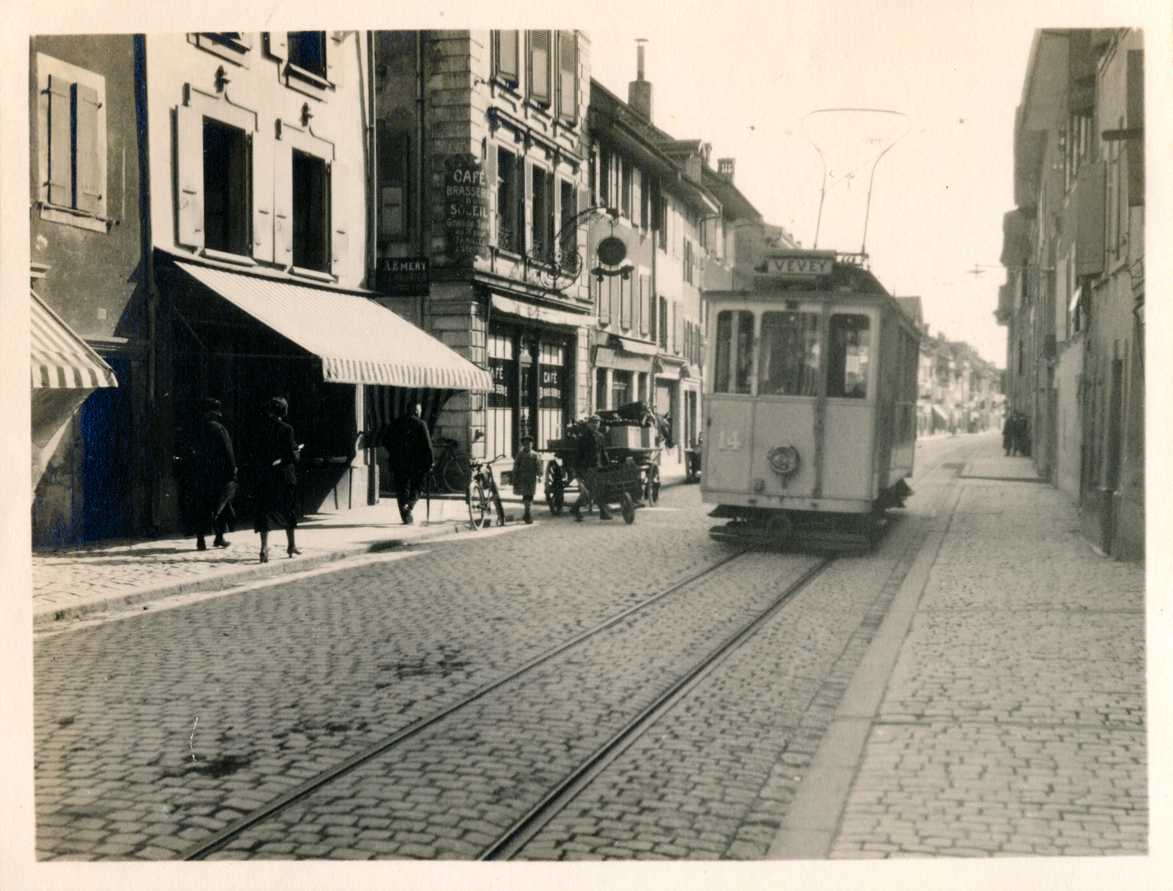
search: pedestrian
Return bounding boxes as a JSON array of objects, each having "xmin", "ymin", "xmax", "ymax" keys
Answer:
[
  {"xmin": 191, "ymin": 397, "xmax": 237, "ymax": 551},
  {"xmin": 1015, "ymin": 413, "xmax": 1031, "ymax": 457},
  {"xmin": 512, "ymin": 435, "xmax": 542, "ymax": 524},
  {"xmin": 388, "ymin": 403, "xmax": 433, "ymax": 524},
  {"xmin": 1002, "ymin": 410, "xmax": 1015, "ymax": 456},
  {"xmin": 571, "ymin": 414, "xmax": 612, "ymax": 521},
  {"xmin": 253, "ymin": 396, "xmax": 301, "ymax": 563}
]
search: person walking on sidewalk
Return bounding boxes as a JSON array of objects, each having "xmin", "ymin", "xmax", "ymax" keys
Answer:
[
  {"xmin": 1002, "ymin": 410, "xmax": 1016, "ymax": 456},
  {"xmin": 191, "ymin": 398, "xmax": 237, "ymax": 551},
  {"xmin": 253, "ymin": 397, "xmax": 301, "ymax": 563},
  {"xmin": 512, "ymin": 435, "xmax": 542, "ymax": 523},
  {"xmin": 388, "ymin": 403, "xmax": 433, "ymax": 525},
  {"xmin": 571, "ymin": 415, "xmax": 612, "ymax": 521}
]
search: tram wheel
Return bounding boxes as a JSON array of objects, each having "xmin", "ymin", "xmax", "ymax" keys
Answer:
[{"xmin": 545, "ymin": 464, "xmax": 565, "ymax": 515}]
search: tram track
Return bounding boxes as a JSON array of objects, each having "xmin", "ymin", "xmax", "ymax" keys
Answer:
[{"xmin": 180, "ymin": 546, "xmax": 763, "ymax": 860}]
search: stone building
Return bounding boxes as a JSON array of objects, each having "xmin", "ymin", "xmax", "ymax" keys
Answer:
[{"xmin": 999, "ymin": 28, "xmax": 1144, "ymax": 559}]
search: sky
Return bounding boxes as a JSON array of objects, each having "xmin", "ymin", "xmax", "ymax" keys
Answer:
[{"xmin": 588, "ymin": 12, "xmax": 1040, "ymax": 369}]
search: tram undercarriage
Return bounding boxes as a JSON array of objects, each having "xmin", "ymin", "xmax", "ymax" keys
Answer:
[{"xmin": 708, "ymin": 480, "xmax": 912, "ymax": 554}]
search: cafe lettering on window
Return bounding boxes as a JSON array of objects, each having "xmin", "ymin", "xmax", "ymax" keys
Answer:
[
  {"xmin": 539, "ymin": 365, "xmax": 562, "ymax": 408},
  {"xmin": 445, "ymin": 154, "xmax": 489, "ymax": 261}
]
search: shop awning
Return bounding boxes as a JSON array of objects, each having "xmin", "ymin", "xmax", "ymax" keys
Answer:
[
  {"xmin": 609, "ymin": 334, "xmax": 659, "ymax": 356},
  {"xmin": 176, "ymin": 262, "xmax": 493, "ymax": 391},
  {"xmin": 31, "ymin": 290, "xmax": 118, "ymax": 389},
  {"xmin": 490, "ymin": 292, "xmax": 591, "ymax": 329}
]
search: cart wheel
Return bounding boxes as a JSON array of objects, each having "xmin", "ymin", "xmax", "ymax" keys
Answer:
[
  {"xmin": 468, "ymin": 483, "xmax": 491, "ymax": 530},
  {"xmin": 644, "ymin": 464, "xmax": 660, "ymax": 506},
  {"xmin": 621, "ymin": 492, "xmax": 635, "ymax": 524},
  {"xmin": 545, "ymin": 463, "xmax": 565, "ymax": 515}
]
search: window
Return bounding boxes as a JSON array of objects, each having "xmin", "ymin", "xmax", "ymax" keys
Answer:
[
  {"xmin": 531, "ymin": 165, "xmax": 555, "ymax": 264},
  {"xmin": 377, "ymin": 123, "xmax": 411, "ymax": 243},
  {"xmin": 612, "ymin": 370, "xmax": 632, "ymax": 407},
  {"xmin": 37, "ymin": 55, "xmax": 107, "ymax": 229},
  {"xmin": 559, "ymin": 179, "xmax": 577, "ymax": 270},
  {"xmin": 194, "ymin": 32, "xmax": 253, "ymax": 62},
  {"xmin": 494, "ymin": 30, "xmax": 520, "ymax": 86},
  {"xmin": 203, "ymin": 119, "xmax": 251, "ymax": 255},
  {"xmin": 288, "ymin": 32, "xmax": 327, "ymax": 78},
  {"xmin": 556, "ymin": 31, "xmax": 578, "ymax": 122},
  {"xmin": 621, "ymin": 159, "xmax": 633, "ymax": 219},
  {"xmin": 497, "ymin": 148, "xmax": 523, "ymax": 254},
  {"xmin": 598, "ymin": 146, "xmax": 612, "ymax": 208},
  {"xmin": 528, "ymin": 31, "xmax": 551, "ymax": 105},
  {"xmin": 292, "ymin": 149, "xmax": 329, "ymax": 271},
  {"xmin": 827, "ymin": 314, "xmax": 870, "ymax": 398},
  {"xmin": 683, "ymin": 239, "xmax": 693, "ymax": 284},
  {"xmin": 714, "ymin": 310, "xmax": 754, "ymax": 394},
  {"xmin": 758, "ymin": 312, "xmax": 821, "ymax": 396},
  {"xmin": 640, "ymin": 175, "xmax": 651, "ymax": 230}
]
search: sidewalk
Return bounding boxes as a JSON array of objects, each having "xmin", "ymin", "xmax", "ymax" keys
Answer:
[
  {"xmin": 769, "ymin": 436, "xmax": 1148, "ymax": 858},
  {"xmin": 32, "ymin": 469, "xmax": 689, "ymax": 627}
]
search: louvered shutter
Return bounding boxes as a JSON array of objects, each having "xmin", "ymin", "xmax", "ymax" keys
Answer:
[
  {"xmin": 330, "ymin": 160, "xmax": 349, "ymax": 273},
  {"xmin": 273, "ymin": 139, "xmax": 293, "ymax": 265},
  {"xmin": 252, "ymin": 129, "xmax": 274, "ymax": 261},
  {"xmin": 621, "ymin": 276, "xmax": 631, "ymax": 329},
  {"xmin": 74, "ymin": 84, "xmax": 102, "ymax": 214},
  {"xmin": 557, "ymin": 31, "xmax": 576, "ymax": 122},
  {"xmin": 529, "ymin": 31, "xmax": 550, "ymax": 104},
  {"xmin": 176, "ymin": 104, "xmax": 204, "ymax": 247},
  {"xmin": 497, "ymin": 31, "xmax": 519, "ymax": 85},
  {"xmin": 639, "ymin": 274, "xmax": 648, "ymax": 335},
  {"xmin": 47, "ymin": 74, "xmax": 73, "ymax": 207},
  {"xmin": 524, "ymin": 159, "xmax": 534, "ymax": 256},
  {"xmin": 268, "ymin": 32, "xmax": 287, "ymax": 60},
  {"xmin": 485, "ymin": 145, "xmax": 498, "ymax": 248},
  {"xmin": 674, "ymin": 302, "xmax": 685, "ymax": 355}
]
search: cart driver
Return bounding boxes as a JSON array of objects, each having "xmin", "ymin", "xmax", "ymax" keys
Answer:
[{"xmin": 571, "ymin": 414, "xmax": 612, "ymax": 521}]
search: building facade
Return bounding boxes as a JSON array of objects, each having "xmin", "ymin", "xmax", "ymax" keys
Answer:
[{"xmin": 999, "ymin": 28, "xmax": 1144, "ymax": 559}]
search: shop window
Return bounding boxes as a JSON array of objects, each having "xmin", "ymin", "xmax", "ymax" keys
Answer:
[
  {"xmin": 37, "ymin": 55, "xmax": 107, "ymax": 229},
  {"xmin": 203, "ymin": 119, "xmax": 251, "ymax": 256},
  {"xmin": 292, "ymin": 149, "xmax": 329, "ymax": 272},
  {"xmin": 758, "ymin": 311, "xmax": 821, "ymax": 396},
  {"xmin": 493, "ymin": 30, "xmax": 519, "ymax": 87},
  {"xmin": 827, "ymin": 313, "xmax": 870, "ymax": 398}
]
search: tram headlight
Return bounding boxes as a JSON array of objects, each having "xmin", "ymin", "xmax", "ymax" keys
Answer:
[{"xmin": 767, "ymin": 444, "xmax": 801, "ymax": 477}]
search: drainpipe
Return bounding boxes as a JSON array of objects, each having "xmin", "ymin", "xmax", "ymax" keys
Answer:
[{"xmin": 417, "ymin": 30, "xmax": 427, "ymax": 329}]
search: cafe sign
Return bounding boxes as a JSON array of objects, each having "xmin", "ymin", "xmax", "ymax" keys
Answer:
[{"xmin": 444, "ymin": 154, "xmax": 489, "ymax": 261}]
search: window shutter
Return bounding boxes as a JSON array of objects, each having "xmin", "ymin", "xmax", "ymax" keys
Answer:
[
  {"xmin": 597, "ymin": 278, "xmax": 610, "ymax": 325},
  {"xmin": 529, "ymin": 31, "xmax": 550, "ymax": 104},
  {"xmin": 524, "ymin": 160, "xmax": 534, "ymax": 255},
  {"xmin": 496, "ymin": 31, "xmax": 519, "ymax": 84},
  {"xmin": 267, "ymin": 32, "xmax": 287, "ymax": 60},
  {"xmin": 639, "ymin": 274, "xmax": 649, "ymax": 336},
  {"xmin": 621, "ymin": 277, "xmax": 631, "ymax": 329},
  {"xmin": 330, "ymin": 161, "xmax": 349, "ymax": 273},
  {"xmin": 46, "ymin": 74, "xmax": 73, "ymax": 207},
  {"xmin": 74, "ymin": 83, "xmax": 102, "ymax": 214},
  {"xmin": 251, "ymin": 130, "xmax": 273, "ymax": 261},
  {"xmin": 557, "ymin": 31, "xmax": 576, "ymax": 122},
  {"xmin": 485, "ymin": 145, "xmax": 498, "ymax": 247},
  {"xmin": 273, "ymin": 140, "xmax": 293, "ymax": 265},
  {"xmin": 176, "ymin": 104, "xmax": 204, "ymax": 248},
  {"xmin": 674, "ymin": 303, "xmax": 685, "ymax": 355}
]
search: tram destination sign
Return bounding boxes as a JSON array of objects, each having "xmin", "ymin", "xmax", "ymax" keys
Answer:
[{"xmin": 763, "ymin": 251, "xmax": 836, "ymax": 278}]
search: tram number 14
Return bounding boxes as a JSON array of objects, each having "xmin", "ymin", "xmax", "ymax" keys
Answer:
[{"xmin": 714, "ymin": 429, "xmax": 743, "ymax": 450}]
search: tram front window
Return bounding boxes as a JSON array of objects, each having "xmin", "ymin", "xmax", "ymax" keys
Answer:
[
  {"xmin": 827, "ymin": 313, "xmax": 870, "ymax": 398},
  {"xmin": 759, "ymin": 311, "xmax": 821, "ymax": 396},
  {"xmin": 714, "ymin": 310, "xmax": 754, "ymax": 394}
]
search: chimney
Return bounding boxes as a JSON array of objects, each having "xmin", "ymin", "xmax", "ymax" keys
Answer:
[
  {"xmin": 629, "ymin": 39, "xmax": 653, "ymax": 121},
  {"xmin": 718, "ymin": 158, "xmax": 735, "ymax": 181}
]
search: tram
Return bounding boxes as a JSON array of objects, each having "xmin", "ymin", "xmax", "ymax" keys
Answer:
[{"xmin": 701, "ymin": 249, "xmax": 920, "ymax": 551}]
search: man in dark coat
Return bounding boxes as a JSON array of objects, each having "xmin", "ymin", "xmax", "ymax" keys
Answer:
[
  {"xmin": 389, "ymin": 403, "xmax": 433, "ymax": 524},
  {"xmin": 571, "ymin": 414, "xmax": 612, "ymax": 521},
  {"xmin": 192, "ymin": 398, "xmax": 237, "ymax": 551}
]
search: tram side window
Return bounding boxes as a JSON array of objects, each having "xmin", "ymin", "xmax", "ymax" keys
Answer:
[
  {"xmin": 713, "ymin": 310, "xmax": 754, "ymax": 394},
  {"xmin": 827, "ymin": 314, "xmax": 870, "ymax": 398},
  {"xmin": 759, "ymin": 311, "xmax": 821, "ymax": 396}
]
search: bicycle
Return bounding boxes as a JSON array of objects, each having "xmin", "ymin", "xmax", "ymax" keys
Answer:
[
  {"xmin": 428, "ymin": 437, "xmax": 471, "ymax": 494},
  {"xmin": 467, "ymin": 454, "xmax": 507, "ymax": 530}
]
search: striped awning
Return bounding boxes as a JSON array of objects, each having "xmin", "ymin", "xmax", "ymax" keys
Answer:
[
  {"xmin": 31, "ymin": 291, "xmax": 118, "ymax": 389},
  {"xmin": 176, "ymin": 261, "xmax": 493, "ymax": 392}
]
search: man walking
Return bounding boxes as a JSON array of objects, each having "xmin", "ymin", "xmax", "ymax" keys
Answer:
[
  {"xmin": 388, "ymin": 403, "xmax": 433, "ymax": 524},
  {"xmin": 191, "ymin": 398, "xmax": 236, "ymax": 550},
  {"xmin": 571, "ymin": 415, "xmax": 612, "ymax": 521}
]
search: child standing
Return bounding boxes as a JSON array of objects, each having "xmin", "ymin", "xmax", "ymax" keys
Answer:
[{"xmin": 512, "ymin": 435, "xmax": 543, "ymax": 523}]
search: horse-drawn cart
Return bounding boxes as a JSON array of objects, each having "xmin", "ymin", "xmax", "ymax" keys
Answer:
[{"xmin": 543, "ymin": 402, "xmax": 669, "ymax": 519}]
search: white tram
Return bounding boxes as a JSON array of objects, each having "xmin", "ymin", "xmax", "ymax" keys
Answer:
[{"xmin": 701, "ymin": 250, "xmax": 920, "ymax": 550}]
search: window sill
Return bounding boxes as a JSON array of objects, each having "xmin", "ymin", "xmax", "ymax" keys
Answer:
[
  {"xmin": 202, "ymin": 247, "xmax": 257, "ymax": 266},
  {"xmin": 290, "ymin": 265, "xmax": 336, "ymax": 283},
  {"xmin": 38, "ymin": 204, "xmax": 109, "ymax": 233},
  {"xmin": 285, "ymin": 63, "xmax": 331, "ymax": 92}
]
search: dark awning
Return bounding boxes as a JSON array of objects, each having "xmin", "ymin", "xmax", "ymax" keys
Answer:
[{"xmin": 176, "ymin": 261, "xmax": 493, "ymax": 391}]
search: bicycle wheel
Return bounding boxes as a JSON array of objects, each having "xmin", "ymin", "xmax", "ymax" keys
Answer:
[
  {"xmin": 442, "ymin": 453, "xmax": 471, "ymax": 493},
  {"xmin": 468, "ymin": 483, "xmax": 491, "ymax": 530}
]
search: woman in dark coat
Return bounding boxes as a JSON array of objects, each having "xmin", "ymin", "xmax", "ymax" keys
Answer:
[{"xmin": 253, "ymin": 397, "xmax": 300, "ymax": 562}]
